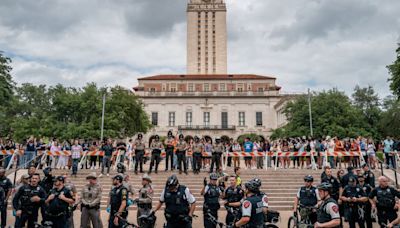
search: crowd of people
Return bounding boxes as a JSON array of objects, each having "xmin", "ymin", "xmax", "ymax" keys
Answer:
[{"xmin": 1, "ymin": 133, "xmax": 400, "ymax": 173}]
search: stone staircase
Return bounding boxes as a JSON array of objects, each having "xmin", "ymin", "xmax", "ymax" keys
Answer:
[{"xmin": 48, "ymin": 166, "xmax": 325, "ymax": 211}]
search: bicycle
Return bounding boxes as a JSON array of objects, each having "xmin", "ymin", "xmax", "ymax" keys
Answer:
[
  {"xmin": 34, "ymin": 222, "xmax": 53, "ymax": 228},
  {"xmin": 288, "ymin": 205, "xmax": 316, "ymax": 228},
  {"xmin": 264, "ymin": 209, "xmax": 280, "ymax": 228},
  {"xmin": 116, "ymin": 215, "xmax": 140, "ymax": 228}
]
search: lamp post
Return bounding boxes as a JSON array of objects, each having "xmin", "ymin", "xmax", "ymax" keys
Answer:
[
  {"xmin": 308, "ymin": 88, "xmax": 313, "ymax": 137},
  {"xmin": 100, "ymin": 90, "xmax": 107, "ymax": 141}
]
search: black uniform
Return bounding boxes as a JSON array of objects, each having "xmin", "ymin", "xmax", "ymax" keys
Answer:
[
  {"xmin": 297, "ymin": 186, "xmax": 318, "ymax": 224},
  {"xmin": 363, "ymin": 170, "xmax": 375, "ymax": 188},
  {"xmin": 360, "ymin": 183, "xmax": 373, "ymax": 228},
  {"xmin": 317, "ymin": 197, "xmax": 340, "ymax": 228},
  {"xmin": 203, "ymin": 184, "xmax": 222, "ymax": 228},
  {"xmin": 45, "ymin": 187, "xmax": 74, "ymax": 228},
  {"xmin": 321, "ymin": 175, "xmax": 340, "ymax": 201},
  {"xmin": 109, "ymin": 185, "xmax": 128, "ymax": 228},
  {"xmin": 163, "ymin": 185, "xmax": 194, "ymax": 228},
  {"xmin": 0, "ymin": 176, "xmax": 12, "ymax": 228},
  {"xmin": 342, "ymin": 185, "xmax": 367, "ymax": 228},
  {"xmin": 224, "ymin": 186, "xmax": 244, "ymax": 225},
  {"xmin": 240, "ymin": 194, "xmax": 265, "ymax": 228},
  {"xmin": 369, "ymin": 186, "xmax": 400, "ymax": 227},
  {"xmin": 341, "ymin": 172, "xmax": 357, "ymax": 188},
  {"xmin": 13, "ymin": 184, "xmax": 46, "ymax": 228}
]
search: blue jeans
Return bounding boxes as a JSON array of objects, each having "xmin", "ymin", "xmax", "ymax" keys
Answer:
[{"xmin": 72, "ymin": 158, "xmax": 80, "ymax": 175}]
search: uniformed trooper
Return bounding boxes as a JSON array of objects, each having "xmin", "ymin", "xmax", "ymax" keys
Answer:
[
  {"xmin": 369, "ymin": 176, "xmax": 400, "ymax": 227},
  {"xmin": 176, "ymin": 134, "xmax": 189, "ymax": 175},
  {"xmin": 341, "ymin": 176, "xmax": 368, "ymax": 228},
  {"xmin": 79, "ymin": 172, "xmax": 102, "ymax": 228},
  {"xmin": 192, "ymin": 136, "xmax": 204, "ymax": 174},
  {"xmin": 210, "ymin": 137, "xmax": 224, "ymax": 173},
  {"xmin": 165, "ymin": 131, "xmax": 176, "ymax": 171},
  {"xmin": 315, "ymin": 183, "xmax": 341, "ymax": 228},
  {"xmin": 0, "ymin": 167, "xmax": 12, "ymax": 228},
  {"xmin": 293, "ymin": 175, "xmax": 320, "ymax": 224},
  {"xmin": 152, "ymin": 174, "xmax": 196, "ymax": 228},
  {"xmin": 223, "ymin": 175, "xmax": 244, "ymax": 226},
  {"xmin": 357, "ymin": 173, "xmax": 373, "ymax": 228},
  {"xmin": 321, "ymin": 167, "xmax": 340, "ymax": 201},
  {"xmin": 134, "ymin": 133, "xmax": 146, "ymax": 174},
  {"xmin": 234, "ymin": 178, "xmax": 268, "ymax": 228},
  {"xmin": 108, "ymin": 174, "xmax": 128, "ymax": 228},
  {"xmin": 202, "ymin": 173, "xmax": 222, "ymax": 228},
  {"xmin": 137, "ymin": 174, "xmax": 154, "ymax": 227},
  {"xmin": 149, "ymin": 135, "xmax": 164, "ymax": 174},
  {"xmin": 13, "ymin": 173, "xmax": 46, "ymax": 228},
  {"xmin": 44, "ymin": 176, "xmax": 75, "ymax": 228},
  {"xmin": 362, "ymin": 164, "xmax": 375, "ymax": 188},
  {"xmin": 63, "ymin": 173, "xmax": 78, "ymax": 228}
]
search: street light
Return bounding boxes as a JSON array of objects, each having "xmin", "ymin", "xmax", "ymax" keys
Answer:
[
  {"xmin": 308, "ymin": 88, "xmax": 313, "ymax": 137},
  {"xmin": 100, "ymin": 88, "xmax": 108, "ymax": 141}
]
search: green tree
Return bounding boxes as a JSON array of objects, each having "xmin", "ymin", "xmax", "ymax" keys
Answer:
[
  {"xmin": 387, "ymin": 43, "xmax": 400, "ymax": 99},
  {"xmin": 273, "ymin": 89, "xmax": 371, "ymax": 139},
  {"xmin": 0, "ymin": 52, "xmax": 15, "ymax": 137},
  {"xmin": 379, "ymin": 96, "xmax": 400, "ymax": 138},
  {"xmin": 351, "ymin": 85, "xmax": 381, "ymax": 137}
]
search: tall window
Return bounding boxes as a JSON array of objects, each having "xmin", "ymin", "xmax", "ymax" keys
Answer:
[
  {"xmin": 204, "ymin": 83, "xmax": 210, "ymax": 92},
  {"xmin": 170, "ymin": 83, "xmax": 176, "ymax": 92},
  {"xmin": 221, "ymin": 112, "xmax": 228, "ymax": 129},
  {"xmin": 186, "ymin": 112, "xmax": 193, "ymax": 126},
  {"xmin": 237, "ymin": 83, "xmax": 244, "ymax": 92},
  {"xmin": 204, "ymin": 112, "xmax": 210, "ymax": 127},
  {"xmin": 239, "ymin": 112, "xmax": 245, "ymax": 126},
  {"xmin": 151, "ymin": 112, "xmax": 158, "ymax": 126},
  {"xmin": 188, "ymin": 83, "xmax": 194, "ymax": 92},
  {"xmin": 256, "ymin": 112, "xmax": 263, "ymax": 126},
  {"xmin": 168, "ymin": 112, "xmax": 175, "ymax": 127},
  {"xmin": 220, "ymin": 83, "xmax": 226, "ymax": 91}
]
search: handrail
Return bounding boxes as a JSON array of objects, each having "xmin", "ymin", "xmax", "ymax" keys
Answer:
[{"xmin": 377, "ymin": 157, "xmax": 400, "ymax": 188}]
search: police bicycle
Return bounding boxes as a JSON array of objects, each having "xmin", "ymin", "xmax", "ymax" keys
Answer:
[
  {"xmin": 117, "ymin": 213, "xmax": 156, "ymax": 228},
  {"xmin": 288, "ymin": 204, "xmax": 316, "ymax": 228},
  {"xmin": 207, "ymin": 210, "xmax": 279, "ymax": 228},
  {"xmin": 34, "ymin": 222, "xmax": 53, "ymax": 228}
]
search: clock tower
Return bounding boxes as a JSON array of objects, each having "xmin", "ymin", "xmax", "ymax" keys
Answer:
[{"xmin": 187, "ymin": 0, "xmax": 227, "ymax": 74}]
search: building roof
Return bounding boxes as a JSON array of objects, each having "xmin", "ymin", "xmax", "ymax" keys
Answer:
[{"xmin": 138, "ymin": 74, "xmax": 276, "ymax": 81}]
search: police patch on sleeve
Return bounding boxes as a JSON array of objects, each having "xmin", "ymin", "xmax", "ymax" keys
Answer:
[
  {"xmin": 243, "ymin": 201, "xmax": 251, "ymax": 208},
  {"xmin": 122, "ymin": 189, "xmax": 127, "ymax": 200},
  {"xmin": 332, "ymin": 205, "xmax": 339, "ymax": 213}
]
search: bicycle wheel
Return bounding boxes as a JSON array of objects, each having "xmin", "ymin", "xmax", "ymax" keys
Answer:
[
  {"xmin": 265, "ymin": 224, "xmax": 279, "ymax": 228},
  {"xmin": 287, "ymin": 216, "xmax": 298, "ymax": 228}
]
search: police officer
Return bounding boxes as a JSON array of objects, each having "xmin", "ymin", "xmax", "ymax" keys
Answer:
[
  {"xmin": 63, "ymin": 173, "xmax": 78, "ymax": 228},
  {"xmin": 210, "ymin": 137, "xmax": 224, "ymax": 173},
  {"xmin": 137, "ymin": 174, "xmax": 154, "ymax": 227},
  {"xmin": 362, "ymin": 164, "xmax": 375, "ymax": 188},
  {"xmin": 40, "ymin": 167, "xmax": 55, "ymax": 194},
  {"xmin": 341, "ymin": 176, "xmax": 368, "ymax": 228},
  {"xmin": 0, "ymin": 167, "xmax": 12, "ymax": 228},
  {"xmin": 369, "ymin": 176, "xmax": 400, "ymax": 227},
  {"xmin": 176, "ymin": 134, "xmax": 189, "ymax": 175},
  {"xmin": 134, "ymin": 133, "xmax": 146, "ymax": 174},
  {"xmin": 79, "ymin": 172, "xmax": 102, "ymax": 228},
  {"xmin": 44, "ymin": 176, "xmax": 75, "ymax": 228},
  {"xmin": 149, "ymin": 135, "xmax": 164, "ymax": 174},
  {"xmin": 108, "ymin": 174, "xmax": 128, "ymax": 228},
  {"xmin": 321, "ymin": 167, "xmax": 340, "ymax": 201},
  {"xmin": 165, "ymin": 131, "xmax": 176, "ymax": 171},
  {"xmin": 234, "ymin": 178, "xmax": 268, "ymax": 228},
  {"xmin": 357, "ymin": 173, "xmax": 373, "ymax": 228},
  {"xmin": 223, "ymin": 175, "xmax": 244, "ymax": 226},
  {"xmin": 192, "ymin": 136, "xmax": 204, "ymax": 174},
  {"xmin": 202, "ymin": 173, "xmax": 222, "ymax": 228},
  {"xmin": 13, "ymin": 173, "xmax": 46, "ymax": 228},
  {"xmin": 315, "ymin": 183, "xmax": 341, "ymax": 228},
  {"xmin": 152, "ymin": 175, "xmax": 196, "ymax": 228},
  {"xmin": 293, "ymin": 175, "xmax": 320, "ymax": 224}
]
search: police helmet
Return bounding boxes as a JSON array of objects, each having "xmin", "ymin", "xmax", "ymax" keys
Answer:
[
  {"xmin": 304, "ymin": 175, "xmax": 314, "ymax": 182},
  {"xmin": 210, "ymin": 173, "xmax": 218, "ymax": 180},
  {"xmin": 113, "ymin": 174, "xmax": 124, "ymax": 182},
  {"xmin": 166, "ymin": 174, "xmax": 179, "ymax": 188},
  {"xmin": 167, "ymin": 131, "xmax": 173, "ymax": 137},
  {"xmin": 253, "ymin": 178, "xmax": 262, "ymax": 188},
  {"xmin": 317, "ymin": 182, "xmax": 332, "ymax": 191},
  {"xmin": 179, "ymin": 134, "xmax": 184, "ymax": 140},
  {"xmin": 154, "ymin": 135, "xmax": 160, "ymax": 140},
  {"xmin": 117, "ymin": 163, "xmax": 126, "ymax": 174},
  {"xmin": 138, "ymin": 133, "xmax": 143, "ymax": 139},
  {"xmin": 43, "ymin": 167, "xmax": 52, "ymax": 176},
  {"xmin": 245, "ymin": 178, "xmax": 261, "ymax": 193}
]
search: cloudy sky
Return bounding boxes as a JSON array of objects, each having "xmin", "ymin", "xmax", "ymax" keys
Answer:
[{"xmin": 1, "ymin": 0, "xmax": 399, "ymax": 97}]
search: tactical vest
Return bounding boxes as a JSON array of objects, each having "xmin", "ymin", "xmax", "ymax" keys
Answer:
[
  {"xmin": 20, "ymin": 185, "xmax": 43, "ymax": 211},
  {"xmin": 225, "ymin": 186, "xmax": 243, "ymax": 203},
  {"xmin": 299, "ymin": 186, "xmax": 318, "ymax": 206},
  {"xmin": 317, "ymin": 198, "xmax": 339, "ymax": 227},
  {"xmin": 46, "ymin": 187, "xmax": 71, "ymax": 216},
  {"xmin": 204, "ymin": 184, "xmax": 220, "ymax": 210},
  {"xmin": 245, "ymin": 194, "xmax": 264, "ymax": 228},
  {"xmin": 110, "ymin": 185, "xmax": 128, "ymax": 213},
  {"xmin": 164, "ymin": 185, "xmax": 189, "ymax": 216},
  {"xmin": 376, "ymin": 187, "xmax": 396, "ymax": 209}
]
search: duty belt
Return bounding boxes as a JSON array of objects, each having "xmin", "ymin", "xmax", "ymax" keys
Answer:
[
  {"xmin": 138, "ymin": 203, "xmax": 152, "ymax": 209},
  {"xmin": 82, "ymin": 204, "xmax": 100, "ymax": 210}
]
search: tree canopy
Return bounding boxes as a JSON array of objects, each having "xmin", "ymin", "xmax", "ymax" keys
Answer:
[{"xmin": 387, "ymin": 43, "xmax": 400, "ymax": 99}]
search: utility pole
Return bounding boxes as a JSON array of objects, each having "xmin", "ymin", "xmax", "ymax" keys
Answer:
[{"xmin": 100, "ymin": 92, "xmax": 106, "ymax": 141}]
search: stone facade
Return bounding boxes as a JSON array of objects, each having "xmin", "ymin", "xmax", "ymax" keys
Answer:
[{"xmin": 187, "ymin": 0, "xmax": 227, "ymax": 74}]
